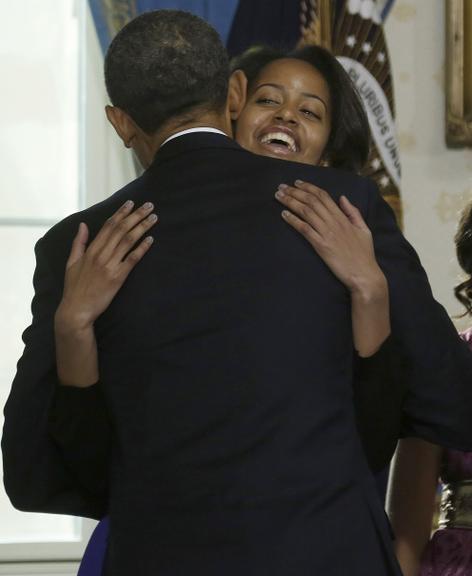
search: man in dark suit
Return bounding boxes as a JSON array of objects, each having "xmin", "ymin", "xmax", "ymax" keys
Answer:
[{"xmin": 3, "ymin": 10, "xmax": 472, "ymax": 576}]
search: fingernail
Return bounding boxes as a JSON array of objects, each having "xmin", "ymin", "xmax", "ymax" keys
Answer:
[
  {"xmin": 295, "ymin": 179, "xmax": 304, "ymax": 186},
  {"xmin": 278, "ymin": 183, "xmax": 288, "ymax": 191},
  {"xmin": 275, "ymin": 190, "xmax": 284, "ymax": 199},
  {"xmin": 124, "ymin": 200, "xmax": 134, "ymax": 208},
  {"xmin": 148, "ymin": 214, "xmax": 158, "ymax": 223},
  {"xmin": 145, "ymin": 236, "xmax": 154, "ymax": 245},
  {"xmin": 143, "ymin": 202, "xmax": 153, "ymax": 210},
  {"xmin": 282, "ymin": 210, "xmax": 291, "ymax": 219}
]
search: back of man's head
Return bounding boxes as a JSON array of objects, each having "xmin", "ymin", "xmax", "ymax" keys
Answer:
[{"xmin": 105, "ymin": 10, "xmax": 229, "ymax": 135}]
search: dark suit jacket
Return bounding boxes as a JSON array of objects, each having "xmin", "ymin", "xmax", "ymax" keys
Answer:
[{"xmin": 3, "ymin": 133, "xmax": 472, "ymax": 575}]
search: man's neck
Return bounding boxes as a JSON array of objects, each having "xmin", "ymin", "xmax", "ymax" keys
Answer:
[
  {"xmin": 155, "ymin": 112, "xmax": 232, "ymax": 150},
  {"xmin": 133, "ymin": 111, "xmax": 233, "ymax": 169}
]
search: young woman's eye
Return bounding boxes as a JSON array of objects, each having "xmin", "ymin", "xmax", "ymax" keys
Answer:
[
  {"xmin": 301, "ymin": 109, "xmax": 321, "ymax": 120},
  {"xmin": 256, "ymin": 97, "xmax": 279, "ymax": 105}
]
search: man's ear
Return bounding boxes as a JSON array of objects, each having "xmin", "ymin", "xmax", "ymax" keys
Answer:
[
  {"xmin": 105, "ymin": 105, "xmax": 136, "ymax": 148},
  {"xmin": 228, "ymin": 70, "xmax": 248, "ymax": 121}
]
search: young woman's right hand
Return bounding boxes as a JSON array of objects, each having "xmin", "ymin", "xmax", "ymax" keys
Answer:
[{"xmin": 56, "ymin": 200, "xmax": 158, "ymax": 333}]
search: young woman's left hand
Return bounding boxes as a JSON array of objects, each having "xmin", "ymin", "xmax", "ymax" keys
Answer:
[{"xmin": 275, "ymin": 179, "xmax": 383, "ymax": 295}]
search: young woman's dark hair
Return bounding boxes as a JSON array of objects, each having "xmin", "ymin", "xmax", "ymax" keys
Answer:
[
  {"xmin": 454, "ymin": 203, "xmax": 472, "ymax": 315},
  {"xmin": 105, "ymin": 10, "xmax": 229, "ymax": 135},
  {"xmin": 231, "ymin": 45, "xmax": 370, "ymax": 172}
]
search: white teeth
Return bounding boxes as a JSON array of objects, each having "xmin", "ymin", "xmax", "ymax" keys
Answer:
[{"xmin": 260, "ymin": 132, "xmax": 297, "ymax": 152}]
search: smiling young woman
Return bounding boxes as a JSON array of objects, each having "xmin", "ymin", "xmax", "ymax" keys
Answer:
[
  {"xmin": 231, "ymin": 44, "xmax": 370, "ymax": 172},
  {"xmin": 235, "ymin": 58, "xmax": 332, "ymax": 165}
]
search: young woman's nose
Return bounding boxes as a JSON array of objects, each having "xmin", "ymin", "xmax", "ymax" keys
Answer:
[{"xmin": 274, "ymin": 105, "xmax": 297, "ymax": 124}]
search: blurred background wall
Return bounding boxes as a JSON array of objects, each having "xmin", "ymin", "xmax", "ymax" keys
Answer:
[{"xmin": 385, "ymin": 1, "xmax": 472, "ymax": 329}]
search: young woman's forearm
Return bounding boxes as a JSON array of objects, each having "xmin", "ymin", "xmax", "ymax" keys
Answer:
[
  {"xmin": 54, "ymin": 307, "xmax": 99, "ymax": 388},
  {"xmin": 350, "ymin": 269, "xmax": 390, "ymax": 357}
]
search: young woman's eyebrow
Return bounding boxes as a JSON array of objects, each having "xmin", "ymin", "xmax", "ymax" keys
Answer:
[{"xmin": 254, "ymin": 83, "xmax": 327, "ymax": 111}]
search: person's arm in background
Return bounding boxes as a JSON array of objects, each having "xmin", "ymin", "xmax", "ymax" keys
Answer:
[
  {"xmin": 275, "ymin": 180, "xmax": 390, "ymax": 358},
  {"xmin": 387, "ymin": 438, "xmax": 442, "ymax": 576}
]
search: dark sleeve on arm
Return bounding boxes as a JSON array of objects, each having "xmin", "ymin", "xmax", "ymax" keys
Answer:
[
  {"xmin": 1, "ymin": 235, "xmax": 108, "ymax": 519},
  {"xmin": 48, "ymin": 381, "xmax": 111, "ymax": 498},
  {"xmin": 364, "ymin": 180, "xmax": 472, "ymax": 451},
  {"xmin": 353, "ymin": 335, "xmax": 410, "ymax": 473}
]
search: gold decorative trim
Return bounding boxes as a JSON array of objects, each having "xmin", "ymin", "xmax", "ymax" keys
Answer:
[
  {"xmin": 446, "ymin": 0, "xmax": 472, "ymax": 147},
  {"xmin": 439, "ymin": 480, "xmax": 472, "ymax": 529},
  {"xmin": 299, "ymin": 0, "xmax": 333, "ymax": 50}
]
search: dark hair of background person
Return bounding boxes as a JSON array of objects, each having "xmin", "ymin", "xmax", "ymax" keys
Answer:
[
  {"xmin": 454, "ymin": 203, "xmax": 472, "ymax": 315},
  {"xmin": 231, "ymin": 45, "xmax": 370, "ymax": 172},
  {"xmin": 104, "ymin": 10, "xmax": 230, "ymax": 134}
]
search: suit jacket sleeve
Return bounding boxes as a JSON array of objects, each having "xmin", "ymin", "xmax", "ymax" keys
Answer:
[
  {"xmin": 1, "ymin": 235, "xmax": 109, "ymax": 520},
  {"xmin": 364, "ymin": 179, "xmax": 472, "ymax": 450},
  {"xmin": 353, "ymin": 334, "xmax": 410, "ymax": 473}
]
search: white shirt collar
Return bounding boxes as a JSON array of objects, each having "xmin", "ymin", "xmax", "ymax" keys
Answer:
[{"xmin": 160, "ymin": 127, "xmax": 228, "ymax": 149}]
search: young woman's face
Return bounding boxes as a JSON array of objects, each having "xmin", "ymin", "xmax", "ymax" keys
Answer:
[{"xmin": 235, "ymin": 58, "xmax": 332, "ymax": 166}]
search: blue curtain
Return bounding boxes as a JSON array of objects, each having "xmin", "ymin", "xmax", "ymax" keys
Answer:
[
  {"xmin": 88, "ymin": 0, "xmax": 239, "ymax": 54},
  {"xmin": 226, "ymin": 0, "xmax": 300, "ymax": 57},
  {"xmin": 88, "ymin": 1, "xmax": 396, "ymax": 56}
]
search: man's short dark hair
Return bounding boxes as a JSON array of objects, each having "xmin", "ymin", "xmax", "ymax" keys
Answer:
[{"xmin": 105, "ymin": 10, "xmax": 229, "ymax": 134}]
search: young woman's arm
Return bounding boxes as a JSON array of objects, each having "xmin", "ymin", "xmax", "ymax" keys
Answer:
[
  {"xmin": 275, "ymin": 180, "xmax": 390, "ymax": 357},
  {"xmin": 332, "ymin": 193, "xmax": 390, "ymax": 358},
  {"xmin": 387, "ymin": 438, "xmax": 442, "ymax": 576},
  {"xmin": 55, "ymin": 200, "xmax": 157, "ymax": 387}
]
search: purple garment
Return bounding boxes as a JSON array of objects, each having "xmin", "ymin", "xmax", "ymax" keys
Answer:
[
  {"xmin": 419, "ymin": 330, "xmax": 472, "ymax": 576},
  {"xmin": 420, "ymin": 529, "xmax": 472, "ymax": 576},
  {"xmin": 77, "ymin": 518, "xmax": 108, "ymax": 576}
]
